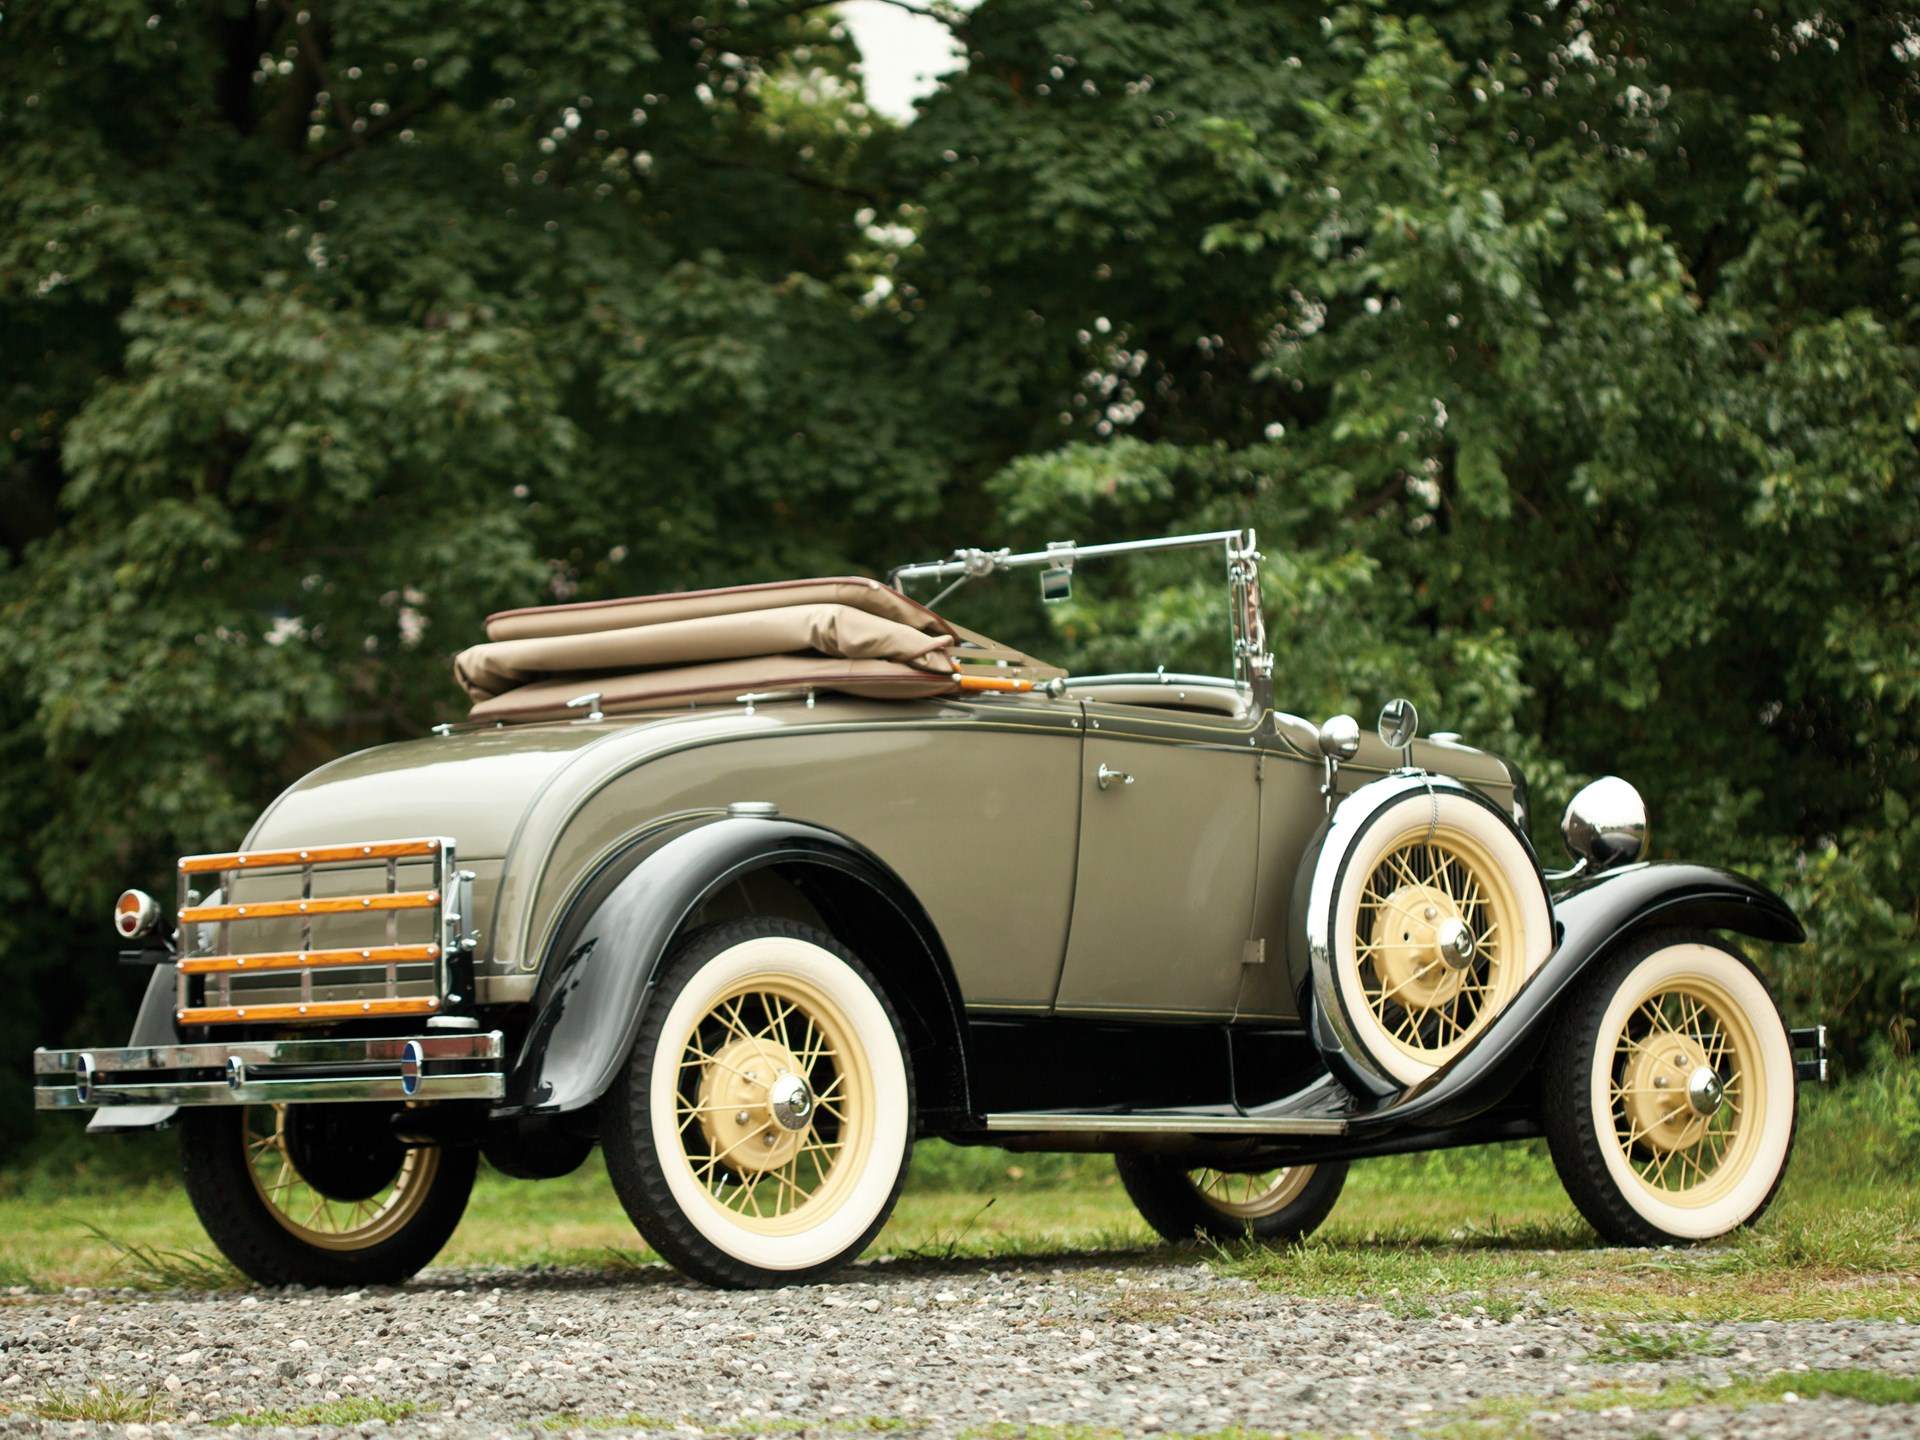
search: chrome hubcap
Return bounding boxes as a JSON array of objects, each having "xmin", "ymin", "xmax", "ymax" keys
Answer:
[
  {"xmin": 768, "ymin": 1071, "xmax": 814, "ymax": 1131},
  {"xmin": 1435, "ymin": 916, "xmax": 1476, "ymax": 970},
  {"xmin": 1686, "ymin": 1064, "xmax": 1726, "ymax": 1118}
]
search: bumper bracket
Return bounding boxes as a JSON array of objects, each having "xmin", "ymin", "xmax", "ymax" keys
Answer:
[{"xmin": 1789, "ymin": 1024, "xmax": 1829, "ymax": 1085}]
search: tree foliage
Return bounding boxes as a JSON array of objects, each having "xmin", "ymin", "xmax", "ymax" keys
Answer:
[{"xmin": 3, "ymin": 0, "xmax": 1917, "ymax": 1148}]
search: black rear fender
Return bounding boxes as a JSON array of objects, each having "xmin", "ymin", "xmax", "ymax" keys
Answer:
[{"xmin": 500, "ymin": 815, "xmax": 969, "ymax": 1123}]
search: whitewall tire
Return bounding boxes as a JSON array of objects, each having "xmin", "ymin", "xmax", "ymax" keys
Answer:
[
  {"xmin": 1543, "ymin": 931, "xmax": 1797, "ymax": 1244},
  {"xmin": 1318, "ymin": 785, "xmax": 1552, "ymax": 1088},
  {"xmin": 601, "ymin": 919, "xmax": 914, "ymax": 1288}
]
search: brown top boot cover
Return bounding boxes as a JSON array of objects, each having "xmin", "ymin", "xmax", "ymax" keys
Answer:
[{"xmin": 453, "ymin": 577, "xmax": 1062, "ymax": 722}]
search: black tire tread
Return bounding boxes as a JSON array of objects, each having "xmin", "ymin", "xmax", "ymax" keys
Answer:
[
  {"xmin": 1115, "ymin": 1154, "xmax": 1347, "ymax": 1245},
  {"xmin": 177, "ymin": 1107, "xmax": 476, "ymax": 1287},
  {"xmin": 600, "ymin": 917, "xmax": 916, "ymax": 1289}
]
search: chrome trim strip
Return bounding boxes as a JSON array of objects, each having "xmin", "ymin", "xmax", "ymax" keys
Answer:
[
  {"xmin": 34, "ymin": 1031, "xmax": 503, "ymax": 1074},
  {"xmin": 1066, "ymin": 672, "xmax": 1241, "ymax": 692},
  {"xmin": 982, "ymin": 1111, "xmax": 1346, "ymax": 1136},
  {"xmin": 36, "ymin": 1073, "xmax": 504, "ymax": 1110}
]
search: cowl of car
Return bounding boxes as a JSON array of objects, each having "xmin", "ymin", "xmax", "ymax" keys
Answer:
[{"xmin": 36, "ymin": 530, "xmax": 1827, "ymax": 1289}]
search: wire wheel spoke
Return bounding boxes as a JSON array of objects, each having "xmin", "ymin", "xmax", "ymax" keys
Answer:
[
  {"xmin": 1610, "ymin": 983, "xmax": 1756, "ymax": 1197},
  {"xmin": 240, "ymin": 1104, "xmax": 427, "ymax": 1248},
  {"xmin": 672, "ymin": 975, "xmax": 866, "ymax": 1229}
]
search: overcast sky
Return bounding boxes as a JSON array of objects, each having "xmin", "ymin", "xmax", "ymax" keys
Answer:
[{"xmin": 838, "ymin": 1, "xmax": 969, "ymax": 122}]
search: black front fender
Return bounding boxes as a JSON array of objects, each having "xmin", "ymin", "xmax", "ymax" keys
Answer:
[
  {"xmin": 500, "ymin": 814, "xmax": 959, "ymax": 1116},
  {"xmin": 1346, "ymin": 861, "xmax": 1803, "ymax": 1133}
]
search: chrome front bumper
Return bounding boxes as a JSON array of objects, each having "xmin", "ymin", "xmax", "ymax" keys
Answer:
[
  {"xmin": 34, "ymin": 1031, "xmax": 505, "ymax": 1110},
  {"xmin": 1790, "ymin": 1025, "xmax": 1830, "ymax": 1084}
]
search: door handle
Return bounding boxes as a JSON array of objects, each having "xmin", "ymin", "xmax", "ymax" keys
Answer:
[{"xmin": 1097, "ymin": 763, "xmax": 1134, "ymax": 791}]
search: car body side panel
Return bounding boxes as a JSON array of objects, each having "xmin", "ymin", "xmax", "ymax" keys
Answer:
[
  {"xmin": 242, "ymin": 725, "xmax": 612, "ymax": 863},
  {"xmin": 235, "ymin": 724, "xmax": 622, "ymax": 1002},
  {"xmin": 520, "ymin": 713, "xmax": 1083, "ymax": 1011},
  {"xmin": 1054, "ymin": 704, "xmax": 1260, "ymax": 1018},
  {"xmin": 1239, "ymin": 748, "xmax": 1329, "ymax": 1022},
  {"xmin": 227, "ymin": 691, "xmax": 1520, "ymax": 1026}
]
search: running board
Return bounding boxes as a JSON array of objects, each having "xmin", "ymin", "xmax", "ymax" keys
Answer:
[
  {"xmin": 984, "ymin": 1111, "xmax": 1346, "ymax": 1136},
  {"xmin": 984, "ymin": 1076, "xmax": 1357, "ymax": 1137}
]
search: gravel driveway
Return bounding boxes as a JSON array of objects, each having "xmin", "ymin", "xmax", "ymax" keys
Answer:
[{"xmin": 3, "ymin": 1257, "xmax": 1916, "ymax": 1439}]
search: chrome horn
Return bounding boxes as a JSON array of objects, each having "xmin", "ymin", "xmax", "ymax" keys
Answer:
[{"xmin": 1558, "ymin": 777, "xmax": 1648, "ymax": 878}]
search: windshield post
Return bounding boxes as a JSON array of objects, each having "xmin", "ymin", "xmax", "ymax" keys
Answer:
[
  {"xmin": 890, "ymin": 528, "xmax": 1271, "ymax": 715},
  {"xmin": 1226, "ymin": 529, "xmax": 1272, "ymax": 717}
]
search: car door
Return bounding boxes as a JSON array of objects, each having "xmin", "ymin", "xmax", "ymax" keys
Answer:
[{"xmin": 1051, "ymin": 699, "xmax": 1262, "ymax": 1018}]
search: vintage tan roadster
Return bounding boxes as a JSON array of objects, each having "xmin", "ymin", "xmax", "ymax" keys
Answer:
[{"xmin": 36, "ymin": 530, "xmax": 1826, "ymax": 1288}]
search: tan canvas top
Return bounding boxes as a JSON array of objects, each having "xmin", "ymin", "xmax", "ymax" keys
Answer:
[
  {"xmin": 484, "ymin": 576, "xmax": 953, "ymax": 642},
  {"xmin": 466, "ymin": 655, "xmax": 961, "ymax": 722},
  {"xmin": 455, "ymin": 577, "xmax": 1061, "ymax": 722}
]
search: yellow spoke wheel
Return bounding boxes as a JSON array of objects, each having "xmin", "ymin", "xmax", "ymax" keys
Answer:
[
  {"xmin": 244, "ymin": 1105, "xmax": 440, "ymax": 1251},
  {"xmin": 603, "ymin": 920, "xmax": 913, "ymax": 1289},
  {"xmin": 177, "ymin": 1102, "xmax": 476, "ymax": 1287},
  {"xmin": 1544, "ymin": 933, "xmax": 1796, "ymax": 1244},
  {"xmin": 672, "ymin": 975, "xmax": 871, "ymax": 1233},
  {"xmin": 1320, "ymin": 785, "xmax": 1552, "ymax": 1089},
  {"xmin": 1116, "ymin": 1155, "xmax": 1346, "ymax": 1243},
  {"xmin": 1355, "ymin": 826, "xmax": 1526, "ymax": 1068},
  {"xmin": 1189, "ymin": 1166, "xmax": 1316, "ymax": 1221}
]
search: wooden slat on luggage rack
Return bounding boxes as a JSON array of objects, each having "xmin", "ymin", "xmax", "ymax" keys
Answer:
[
  {"xmin": 178, "ymin": 891, "xmax": 440, "ymax": 924},
  {"xmin": 177, "ymin": 839, "xmax": 445, "ymax": 874},
  {"xmin": 177, "ymin": 997, "xmax": 442, "ymax": 1025},
  {"xmin": 176, "ymin": 943, "xmax": 441, "ymax": 976}
]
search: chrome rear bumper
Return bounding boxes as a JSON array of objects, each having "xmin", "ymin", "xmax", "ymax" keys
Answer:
[{"xmin": 33, "ymin": 1031, "xmax": 505, "ymax": 1110}]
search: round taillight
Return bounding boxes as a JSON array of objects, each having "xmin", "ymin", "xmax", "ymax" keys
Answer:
[{"xmin": 114, "ymin": 889, "xmax": 161, "ymax": 940}]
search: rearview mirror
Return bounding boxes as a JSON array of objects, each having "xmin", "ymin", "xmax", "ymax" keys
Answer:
[{"xmin": 1378, "ymin": 697, "xmax": 1419, "ymax": 750}]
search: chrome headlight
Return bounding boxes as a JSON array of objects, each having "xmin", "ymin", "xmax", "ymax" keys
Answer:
[{"xmin": 1561, "ymin": 777, "xmax": 1648, "ymax": 873}]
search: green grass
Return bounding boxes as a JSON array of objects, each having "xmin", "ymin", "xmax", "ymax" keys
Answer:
[
  {"xmin": 215, "ymin": 1398, "xmax": 418, "ymax": 1428},
  {"xmin": 1466, "ymin": 1367, "xmax": 1920, "ymax": 1422},
  {"xmin": 2, "ymin": 1076, "xmax": 1916, "ymax": 1328},
  {"xmin": 31, "ymin": 1385, "xmax": 174, "ymax": 1423},
  {"xmin": 1582, "ymin": 1320, "xmax": 1729, "ymax": 1363},
  {"xmin": 80, "ymin": 1222, "xmax": 245, "ymax": 1291},
  {"xmin": 541, "ymin": 1419, "xmax": 916, "ymax": 1436}
]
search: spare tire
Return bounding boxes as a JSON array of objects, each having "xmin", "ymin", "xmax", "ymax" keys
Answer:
[{"xmin": 1308, "ymin": 776, "xmax": 1552, "ymax": 1090}]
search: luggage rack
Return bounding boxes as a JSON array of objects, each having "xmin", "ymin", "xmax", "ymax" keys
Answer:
[{"xmin": 173, "ymin": 836, "xmax": 477, "ymax": 1028}]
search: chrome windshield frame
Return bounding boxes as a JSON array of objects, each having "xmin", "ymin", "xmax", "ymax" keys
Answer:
[{"xmin": 889, "ymin": 528, "xmax": 1272, "ymax": 709}]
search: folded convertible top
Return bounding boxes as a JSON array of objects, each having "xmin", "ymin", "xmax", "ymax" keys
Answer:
[{"xmin": 455, "ymin": 576, "xmax": 1061, "ymax": 721}]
